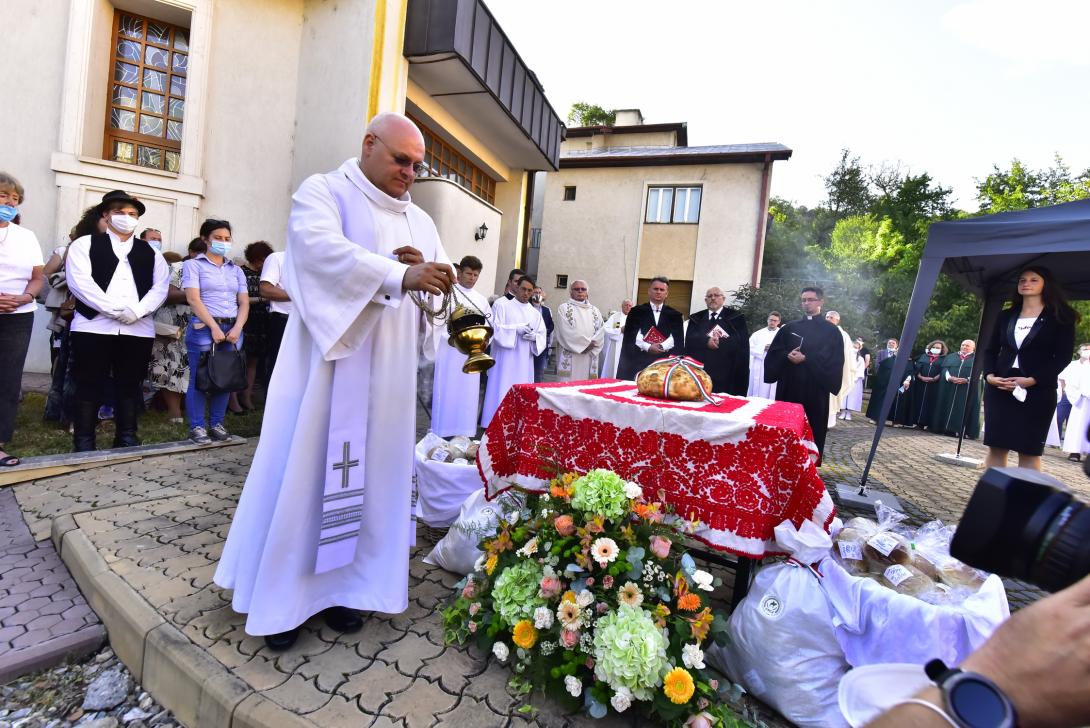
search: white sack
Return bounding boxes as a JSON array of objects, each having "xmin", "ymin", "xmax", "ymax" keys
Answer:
[
  {"xmin": 423, "ymin": 488, "xmax": 506, "ymax": 575},
  {"xmin": 415, "ymin": 433, "xmax": 484, "ymax": 527}
]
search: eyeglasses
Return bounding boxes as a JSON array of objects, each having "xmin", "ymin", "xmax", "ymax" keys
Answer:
[
  {"xmin": 372, "ymin": 135, "xmax": 428, "ymax": 176},
  {"xmin": 705, "ymin": 294, "xmax": 724, "ymax": 299},
  {"xmin": 800, "ymin": 297, "xmax": 820, "ymax": 303},
  {"xmin": 572, "ymin": 287, "xmax": 587, "ymax": 291}
]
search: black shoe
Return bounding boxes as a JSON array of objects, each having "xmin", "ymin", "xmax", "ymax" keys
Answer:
[
  {"xmin": 323, "ymin": 607, "xmax": 363, "ymax": 634},
  {"xmin": 73, "ymin": 400, "xmax": 98, "ymax": 452},
  {"xmin": 264, "ymin": 628, "xmax": 301, "ymax": 651},
  {"xmin": 1069, "ymin": 453, "xmax": 1082, "ymax": 462},
  {"xmin": 113, "ymin": 396, "xmax": 142, "ymax": 448}
]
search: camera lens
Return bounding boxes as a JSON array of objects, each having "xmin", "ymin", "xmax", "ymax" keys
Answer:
[{"xmin": 950, "ymin": 467, "xmax": 1090, "ymax": 593}]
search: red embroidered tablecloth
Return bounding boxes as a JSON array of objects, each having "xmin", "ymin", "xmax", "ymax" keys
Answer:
[{"xmin": 477, "ymin": 379, "xmax": 835, "ymax": 558}]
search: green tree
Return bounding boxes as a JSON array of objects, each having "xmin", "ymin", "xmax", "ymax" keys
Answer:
[
  {"xmin": 567, "ymin": 102, "xmax": 616, "ymax": 127},
  {"xmin": 823, "ymin": 149, "xmax": 874, "ymax": 218}
]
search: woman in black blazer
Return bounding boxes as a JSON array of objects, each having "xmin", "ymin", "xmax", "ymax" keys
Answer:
[{"xmin": 981, "ymin": 266, "xmax": 1078, "ymax": 470}]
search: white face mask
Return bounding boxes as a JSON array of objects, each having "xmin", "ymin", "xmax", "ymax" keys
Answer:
[
  {"xmin": 1080, "ymin": 350, "xmax": 1090, "ymax": 360},
  {"xmin": 929, "ymin": 347, "xmax": 941, "ymax": 355},
  {"xmin": 110, "ymin": 214, "xmax": 139, "ymax": 234},
  {"xmin": 147, "ymin": 240, "xmax": 163, "ymax": 251}
]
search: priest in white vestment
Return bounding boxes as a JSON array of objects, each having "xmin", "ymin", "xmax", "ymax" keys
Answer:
[
  {"xmin": 747, "ymin": 312, "xmax": 781, "ymax": 398},
  {"xmin": 825, "ymin": 311, "xmax": 855, "ymax": 427},
  {"xmin": 213, "ymin": 114, "xmax": 456, "ymax": 649},
  {"xmin": 480, "ymin": 276, "xmax": 546, "ymax": 427},
  {"xmin": 1060, "ymin": 344, "xmax": 1090, "ymax": 461},
  {"xmin": 554, "ymin": 280, "xmax": 605, "ymax": 381},
  {"xmin": 430, "ymin": 255, "xmax": 490, "ymax": 437},
  {"xmin": 599, "ymin": 299, "xmax": 632, "ymax": 378}
]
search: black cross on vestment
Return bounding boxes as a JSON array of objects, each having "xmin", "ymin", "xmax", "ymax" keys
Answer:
[{"xmin": 332, "ymin": 441, "xmax": 359, "ymax": 489}]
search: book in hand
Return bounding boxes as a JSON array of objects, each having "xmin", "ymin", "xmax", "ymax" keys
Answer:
[
  {"xmin": 709, "ymin": 324, "xmax": 729, "ymax": 340},
  {"xmin": 643, "ymin": 326, "xmax": 667, "ymax": 345}
]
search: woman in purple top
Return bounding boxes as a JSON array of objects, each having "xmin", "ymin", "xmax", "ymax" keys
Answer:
[{"xmin": 182, "ymin": 219, "xmax": 249, "ymax": 444}]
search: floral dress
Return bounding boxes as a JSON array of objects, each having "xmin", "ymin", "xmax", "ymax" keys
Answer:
[{"xmin": 148, "ymin": 262, "xmax": 190, "ymax": 393}]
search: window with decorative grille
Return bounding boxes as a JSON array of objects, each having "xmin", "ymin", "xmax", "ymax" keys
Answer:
[
  {"xmin": 104, "ymin": 11, "xmax": 189, "ymax": 172},
  {"xmin": 407, "ymin": 114, "xmax": 497, "ymax": 205}
]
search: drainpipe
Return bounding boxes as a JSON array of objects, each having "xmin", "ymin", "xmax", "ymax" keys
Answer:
[
  {"xmin": 518, "ymin": 171, "xmax": 535, "ymax": 271},
  {"xmin": 750, "ymin": 153, "xmax": 773, "ymax": 287}
]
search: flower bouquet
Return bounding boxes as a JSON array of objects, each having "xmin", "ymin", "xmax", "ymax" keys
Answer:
[{"xmin": 442, "ymin": 469, "xmax": 746, "ymax": 726}]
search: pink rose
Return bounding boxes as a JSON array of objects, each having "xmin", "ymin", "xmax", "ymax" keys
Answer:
[
  {"xmin": 554, "ymin": 515, "xmax": 575, "ymax": 536},
  {"xmin": 462, "ymin": 581, "xmax": 476, "ymax": 599},
  {"xmin": 708, "ymin": 679, "xmax": 718, "ymax": 691},
  {"xmin": 585, "ymin": 577, "xmax": 595, "ymax": 587},
  {"xmin": 468, "ymin": 621, "xmax": 477, "ymax": 633},
  {"xmin": 560, "ymin": 629, "xmax": 580, "ymax": 648},
  {"xmin": 685, "ymin": 712, "xmax": 715, "ymax": 728},
  {"xmin": 602, "ymin": 575, "xmax": 614, "ymax": 589},
  {"xmin": 596, "ymin": 602, "xmax": 609, "ymax": 615},
  {"xmin": 539, "ymin": 575, "xmax": 562, "ymax": 599},
  {"xmin": 650, "ymin": 535, "xmax": 672, "ymax": 559},
  {"xmin": 468, "ymin": 602, "xmax": 480, "ymax": 616}
]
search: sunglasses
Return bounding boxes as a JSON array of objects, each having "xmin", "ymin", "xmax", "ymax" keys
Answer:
[{"xmin": 372, "ymin": 135, "xmax": 428, "ymax": 176}]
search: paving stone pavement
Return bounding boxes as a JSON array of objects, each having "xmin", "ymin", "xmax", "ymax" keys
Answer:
[
  {"xmin": 0, "ymin": 488, "xmax": 105, "ymax": 684},
  {"xmin": 5, "ymin": 398, "xmax": 1085, "ymax": 725}
]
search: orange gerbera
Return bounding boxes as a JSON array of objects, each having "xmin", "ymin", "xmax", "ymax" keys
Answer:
[
  {"xmin": 663, "ymin": 667, "xmax": 695, "ymax": 704},
  {"xmin": 550, "ymin": 483, "xmax": 572, "ymax": 499},
  {"xmin": 512, "ymin": 620, "xmax": 538, "ymax": 649},
  {"xmin": 677, "ymin": 593, "xmax": 702, "ymax": 612},
  {"xmin": 485, "ymin": 553, "xmax": 499, "ymax": 575},
  {"xmin": 562, "ymin": 590, "xmax": 578, "ymax": 604}
]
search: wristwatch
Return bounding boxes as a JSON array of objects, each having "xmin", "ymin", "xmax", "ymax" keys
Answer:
[{"xmin": 925, "ymin": 659, "xmax": 1017, "ymax": 728}]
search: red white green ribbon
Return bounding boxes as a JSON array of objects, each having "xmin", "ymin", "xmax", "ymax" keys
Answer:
[{"xmin": 652, "ymin": 355, "xmax": 720, "ymax": 405}]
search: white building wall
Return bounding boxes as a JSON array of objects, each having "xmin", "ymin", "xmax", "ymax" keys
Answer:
[{"xmin": 410, "ymin": 178, "xmax": 502, "ymax": 297}]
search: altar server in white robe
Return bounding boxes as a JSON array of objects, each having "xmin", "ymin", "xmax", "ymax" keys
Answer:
[
  {"xmin": 747, "ymin": 312, "xmax": 781, "ymax": 398},
  {"xmin": 554, "ymin": 280, "xmax": 605, "ymax": 381},
  {"xmin": 481, "ymin": 275, "xmax": 546, "ymax": 427},
  {"xmin": 213, "ymin": 113, "xmax": 456, "ymax": 650},
  {"xmin": 1060, "ymin": 344, "xmax": 1090, "ymax": 461},
  {"xmin": 431, "ymin": 255, "xmax": 490, "ymax": 437},
  {"xmin": 825, "ymin": 311, "xmax": 855, "ymax": 427},
  {"xmin": 599, "ymin": 299, "xmax": 632, "ymax": 378}
]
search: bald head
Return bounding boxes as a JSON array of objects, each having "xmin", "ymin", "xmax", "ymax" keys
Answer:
[{"xmin": 360, "ymin": 112, "xmax": 427, "ymax": 199}]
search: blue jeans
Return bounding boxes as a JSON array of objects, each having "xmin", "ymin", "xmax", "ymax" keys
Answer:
[{"xmin": 184, "ymin": 321, "xmax": 242, "ymax": 429}]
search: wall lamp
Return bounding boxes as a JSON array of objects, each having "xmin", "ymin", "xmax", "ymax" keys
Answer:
[{"xmin": 475, "ymin": 223, "xmax": 488, "ymax": 241}]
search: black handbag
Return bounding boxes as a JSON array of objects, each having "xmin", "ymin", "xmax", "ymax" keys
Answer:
[{"xmin": 196, "ymin": 342, "xmax": 248, "ymax": 393}]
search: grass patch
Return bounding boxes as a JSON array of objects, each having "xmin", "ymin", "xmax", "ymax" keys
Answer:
[{"xmin": 8, "ymin": 392, "xmax": 265, "ymax": 458}]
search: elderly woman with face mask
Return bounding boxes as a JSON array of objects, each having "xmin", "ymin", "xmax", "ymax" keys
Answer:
[
  {"xmin": 907, "ymin": 339, "xmax": 948, "ymax": 429},
  {"xmin": 0, "ymin": 173, "xmax": 45, "ymax": 466},
  {"xmin": 182, "ymin": 219, "xmax": 249, "ymax": 444}
]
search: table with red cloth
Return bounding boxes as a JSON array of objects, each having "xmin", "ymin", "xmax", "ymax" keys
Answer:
[{"xmin": 477, "ymin": 379, "xmax": 835, "ymax": 558}]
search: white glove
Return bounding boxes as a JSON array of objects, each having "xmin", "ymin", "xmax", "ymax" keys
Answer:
[
  {"xmin": 114, "ymin": 307, "xmax": 140, "ymax": 325},
  {"xmin": 520, "ymin": 330, "xmax": 538, "ymax": 341}
]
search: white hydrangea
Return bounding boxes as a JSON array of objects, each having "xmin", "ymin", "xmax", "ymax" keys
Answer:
[
  {"xmin": 492, "ymin": 641, "xmax": 509, "ymax": 662},
  {"xmin": 623, "ymin": 481, "xmax": 643, "ymax": 499},
  {"xmin": 610, "ymin": 685, "xmax": 633, "ymax": 713},
  {"xmin": 565, "ymin": 675, "xmax": 583, "ymax": 697},
  {"xmin": 682, "ymin": 643, "xmax": 706, "ymax": 670},
  {"xmin": 534, "ymin": 605, "xmax": 554, "ymax": 629},
  {"xmin": 576, "ymin": 589, "xmax": 595, "ymax": 608}
]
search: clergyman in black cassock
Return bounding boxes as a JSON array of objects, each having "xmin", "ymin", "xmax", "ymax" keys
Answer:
[
  {"xmin": 865, "ymin": 352, "xmax": 913, "ymax": 426},
  {"xmin": 617, "ymin": 284, "xmax": 685, "ymax": 380},
  {"xmin": 908, "ymin": 341, "xmax": 947, "ymax": 428},
  {"xmin": 763, "ymin": 289, "xmax": 845, "ymax": 461},
  {"xmin": 929, "ymin": 340, "xmax": 981, "ymax": 438},
  {"xmin": 685, "ymin": 289, "xmax": 749, "ymax": 395}
]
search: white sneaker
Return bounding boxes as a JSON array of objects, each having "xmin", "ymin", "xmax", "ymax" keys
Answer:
[{"xmin": 190, "ymin": 426, "xmax": 212, "ymax": 445}]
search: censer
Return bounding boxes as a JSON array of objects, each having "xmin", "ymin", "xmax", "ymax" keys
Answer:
[{"xmin": 410, "ymin": 286, "xmax": 495, "ymax": 373}]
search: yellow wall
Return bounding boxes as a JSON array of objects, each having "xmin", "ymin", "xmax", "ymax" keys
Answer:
[
  {"xmin": 561, "ymin": 129, "xmax": 678, "ymax": 153},
  {"xmin": 406, "ymin": 80, "xmax": 512, "ymax": 182},
  {"xmin": 636, "ymin": 224, "xmax": 699, "ymax": 281}
]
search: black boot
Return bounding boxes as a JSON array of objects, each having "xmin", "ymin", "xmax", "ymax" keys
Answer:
[
  {"xmin": 113, "ymin": 396, "xmax": 142, "ymax": 448},
  {"xmin": 73, "ymin": 401, "xmax": 98, "ymax": 452},
  {"xmin": 323, "ymin": 607, "xmax": 363, "ymax": 633}
]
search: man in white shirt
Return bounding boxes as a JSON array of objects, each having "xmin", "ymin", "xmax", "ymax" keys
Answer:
[
  {"xmin": 259, "ymin": 249, "xmax": 293, "ymax": 385},
  {"xmin": 481, "ymin": 275, "xmax": 546, "ymax": 426},
  {"xmin": 617, "ymin": 277, "xmax": 685, "ymax": 380},
  {"xmin": 65, "ymin": 190, "xmax": 169, "ymax": 451}
]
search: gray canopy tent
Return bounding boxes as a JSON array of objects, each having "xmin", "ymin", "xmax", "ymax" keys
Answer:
[{"xmin": 859, "ymin": 198, "xmax": 1090, "ymax": 490}]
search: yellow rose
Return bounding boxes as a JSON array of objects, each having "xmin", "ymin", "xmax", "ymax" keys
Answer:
[
  {"xmin": 512, "ymin": 620, "xmax": 538, "ymax": 649},
  {"xmin": 561, "ymin": 590, "xmax": 578, "ymax": 603},
  {"xmin": 663, "ymin": 667, "xmax": 695, "ymax": 704}
]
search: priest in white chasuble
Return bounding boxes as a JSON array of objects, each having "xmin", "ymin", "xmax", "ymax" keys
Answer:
[
  {"xmin": 213, "ymin": 113, "xmax": 456, "ymax": 650},
  {"xmin": 824, "ymin": 310, "xmax": 856, "ymax": 428},
  {"xmin": 431, "ymin": 255, "xmax": 490, "ymax": 437},
  {"xmin": 599, "ymin": 299, "xmax": 632, "ymax": 378},
  {"xmin": 747, "ymin": 311, "xmax": 780, "ymax": 398},
  {"xmin": 481, "ymin": 275, "xmax": 546, "ymax": 427},
  {"xmin": 554, "ymin": 279, "xmax": 605, "ymax": 381}
]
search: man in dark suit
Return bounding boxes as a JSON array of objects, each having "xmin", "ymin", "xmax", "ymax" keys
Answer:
[
  {"xmin": 617, "ymin": 277, "xmax": 685, "ymax": 380},
  {"xmin": 685, "ymin": 287, "xmax": 750, "ymax": 395}
]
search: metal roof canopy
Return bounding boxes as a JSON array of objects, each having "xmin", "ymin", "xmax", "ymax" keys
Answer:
[{"xmin": 860, "ymin": 198, "xmax": 1090, "ymax": 491}]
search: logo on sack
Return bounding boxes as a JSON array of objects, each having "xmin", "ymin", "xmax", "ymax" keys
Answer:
[{"xmin": 759, "ymin": 594, "xmax": 783, "ymax": 619}]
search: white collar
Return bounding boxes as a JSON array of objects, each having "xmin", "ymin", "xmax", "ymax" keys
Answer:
[
  {"xmin": 568, "ymin": 298, "xmax": 591, "ymax": 308},
  {"xmin": 343, "ymin": 158, "xmax": 411, "ymax": 214},
  {"xmin": 107, "ymin": 228, "xmax": 134, "ymax": 246}
]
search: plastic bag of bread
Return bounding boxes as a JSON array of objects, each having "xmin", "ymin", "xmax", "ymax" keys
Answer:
[
  {"xmin": 877, "ymin": 564, "xmax": 937, "ymax": 598},
  {"xmin": 465, "ymin": 441, "xmax": 480, "ymax": 460},
  {"xmin": 832, "ymin": 525, "xmax": 871, "ymax": 575},
  {"xmin": 636, "ymin": 356, "xmax": 715, "ymax": 401},
  {"xmin": 428, "ymin": 444, "xmax": 453, "ymax": 462},
  {"xmin": 448, "ymin": 436, "xmax": 473, "ymax": 460},
  {"xmin": 910, "ymin": 520, "xmax": 987, "ymax": 591}
]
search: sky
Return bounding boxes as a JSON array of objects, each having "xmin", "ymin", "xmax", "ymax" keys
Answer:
[{"xmin": 484, "ymin": 0, "xmax": 1090, "ymax": 211}]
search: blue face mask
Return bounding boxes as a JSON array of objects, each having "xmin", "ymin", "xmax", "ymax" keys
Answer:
[
  {"xmin": 209, "ymin": 241, "xmax": 231, "ymax": 257},
  {"xmin": 0, "ymin": 205, "xmax": 18, "ymax": 223}
]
